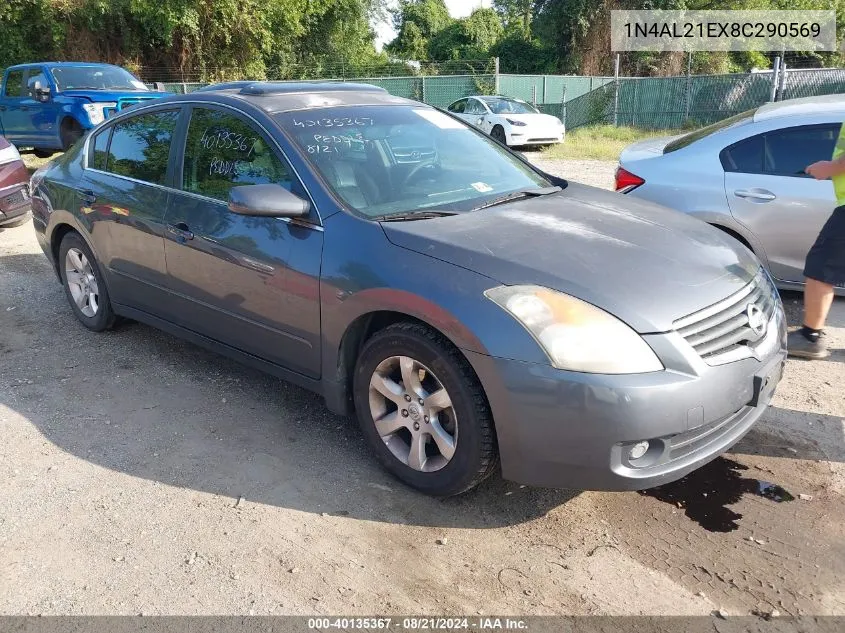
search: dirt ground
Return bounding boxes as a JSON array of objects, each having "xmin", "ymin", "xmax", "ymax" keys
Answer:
[{"xmin": 1, "ymin": 158, "xmax": 843, "ymax": 617}]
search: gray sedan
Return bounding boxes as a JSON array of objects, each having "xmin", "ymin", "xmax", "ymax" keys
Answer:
[
  {"xmin": 30, "ymin": 82, "xmax": 785, "ymax": 496},
  {"xmin": 617, "ymin": 94, "xmax": 844, "ymax": 294}
]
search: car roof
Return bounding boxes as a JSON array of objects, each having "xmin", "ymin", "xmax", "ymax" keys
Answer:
[
  {"xmin": 6, "ymin": 62, "xmax": 124, "ymax": 70},
  {"xmin": 754, "ymin": 94, "xmax": 845, "ymax": 122},
  {"xmin": 160, "ymin": 81, "xmax": 419, "ymax": 114}
]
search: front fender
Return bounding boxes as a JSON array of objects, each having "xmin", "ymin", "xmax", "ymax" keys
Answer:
[{"xmin": 686, "ymin": 209, "xmax": 770, "ymax": 269}]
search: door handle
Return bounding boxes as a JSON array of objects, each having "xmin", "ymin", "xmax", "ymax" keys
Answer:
[
  {"xmin": 75, "ymin": 188, "xmax": 97, "ymax": 205},
  {"xmin": 0, "ymin": 105, "xmax": 6, "ymax": 111},
  {"xmin": 20, "ymin": 106, "xmax": 29, "ymax": 111},
  {"xmin": 734, "ymin": 189, "xmax": 776, "ymax": 202},
  {"xmin": 167, "ymin": 222, "xmax": 194, "ymax": 242}
]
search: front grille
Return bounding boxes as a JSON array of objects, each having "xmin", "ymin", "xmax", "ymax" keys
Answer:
[
  {"xmin": 117, "ymin": 97, "xmax": 149, "ymax": 110},
  {"xmin": 673, "ymin": 269, "xmax": 778, "ymax": 364},
  {"xmin": 527, "ymin": 137, "xmax": 558, "ymax": 142}
]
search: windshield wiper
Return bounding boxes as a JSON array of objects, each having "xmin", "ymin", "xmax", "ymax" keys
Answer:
[
  {"xmin": 472, "ymin": 186, "xmax": 562, "ymax": 211},
  {"xmin": 373, "ymin": 210, "xmax": 459, "ymax": 222}
]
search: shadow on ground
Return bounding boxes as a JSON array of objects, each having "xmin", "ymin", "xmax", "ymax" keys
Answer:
[{"xmin": 0, "ymin": 251, "xmax": 578, "ymax": 529}]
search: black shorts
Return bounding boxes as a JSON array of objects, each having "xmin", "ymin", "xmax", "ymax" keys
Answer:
[{"xmin": 804, "ymin": 205, "xmax": 845, "ymax": 286}]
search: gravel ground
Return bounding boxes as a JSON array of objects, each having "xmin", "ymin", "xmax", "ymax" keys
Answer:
[{"xmin": 1, "ymin": 158, "xmax": 843, "ymax": 617}]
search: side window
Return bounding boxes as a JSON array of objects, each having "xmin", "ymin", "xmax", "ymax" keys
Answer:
[
  {"xmin": 448, "ymin": 99, "xmax": 466, "ymax": 114},
  {"xmin": 720, "ymin": 135, "xmax": 763, "ymax": 173},
  {"xmin": 90, "ymin": 128, "xmax": 111, "ymax": 171},
  {"xmin": 763, "ymin": 125, "xmax": 838, "ymax": 177},
  {"xmin": 182, "ymin": 107, "xmax": 291, "ymax": 202},
  {"xmin": 105, "ymin": 110, "xmax": 179, "ymax": 185},
  {"xmin": 465, "ymin": 100, "xmax": 482, "ymax": 115},
  {"xmin": 4, "ymin": 71, "xmax": 24, "ymax": 97}
]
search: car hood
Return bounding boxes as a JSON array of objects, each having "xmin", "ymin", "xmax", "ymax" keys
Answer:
[
  {"xmin": 58, "ymin": 90, "xmax": 168, "ymax": 102},
  {"xmin": 381, "ymin": 182, "xmax": 759, "ymax": 333}
]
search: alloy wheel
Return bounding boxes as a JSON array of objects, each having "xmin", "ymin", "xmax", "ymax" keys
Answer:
[
  {"xmin": 368, "ymin": 355, "xmax": 458, "ymax": 472},
  {"xmin": 64, "ymin": 247, "xmax": 100, "ymax": 318}
]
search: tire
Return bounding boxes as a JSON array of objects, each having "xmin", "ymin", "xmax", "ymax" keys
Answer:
[
  {"xmin": 58, "ymin": 232, "xmax": 116, "ymax": 331},
  {"xmin": 353, "ymin": 322, "xmax": 498, "ymax": 496},
  {"xmin": 491, "ymin": 125, "xmax": 507, "ymax": 145},
  {"xmin": 33, "ymin": 149, "xmax": 56, "ymax": 159},
  {"xmin": 60, "ymin": 119, "xmax": 83, "ymax": 151}
]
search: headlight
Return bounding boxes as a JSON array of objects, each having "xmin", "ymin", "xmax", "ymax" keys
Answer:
[
  {"xmin": 82, "ymin": 102, "xmax": 116, "ymax": 125},
  {"xmin": 485, "ymin": 285, "xmax": 663, "ymax": 374},
  {"xmin": 505, "ymin": 118, "xmax": 527, "ymax": 126}
]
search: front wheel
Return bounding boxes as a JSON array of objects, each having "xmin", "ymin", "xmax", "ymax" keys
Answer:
[
  {"xmin": 353, "ymin": 322, "xmax": 498, "ymax": 496},
  {"xmin": 60, "ymin": 119, "xmax": 83, "ymax": 151},
  {"xmin": 491, "ymin": 125, "xmax": 507, "ymax": 145},
  {"xmin": 59, "ymin": 232, "xmax": 116, "ymax": 331}
]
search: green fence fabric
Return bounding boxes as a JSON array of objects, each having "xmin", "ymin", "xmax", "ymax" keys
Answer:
[{"xmin": 144, "ymin": 69, "xmax": 844, "ymax": 131}]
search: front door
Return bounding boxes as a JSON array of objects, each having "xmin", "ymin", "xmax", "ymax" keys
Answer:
[
  {"xmin": 78, "ymin": 107, "xmax": 182, "ymax": 311},
  {"xmin": 24, "ymin": 67, "xmax": 61, "ymax": 147},
  {"xmin": 161, "ymin": 105, "xmax": 323, "ymax": 378},
  {"xmin": 724, "ymin": 123, "xmax": 839, "ymax": 284}
]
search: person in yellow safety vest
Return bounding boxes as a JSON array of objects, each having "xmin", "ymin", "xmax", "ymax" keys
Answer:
[{"xmin": 787, "ymin": 122, "xmax": 845, "ymax": 359}]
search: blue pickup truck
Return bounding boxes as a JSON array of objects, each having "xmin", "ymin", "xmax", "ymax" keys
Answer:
[{"xmin": 0, "ymin": 62, "xmax": 168, "ymax": 156}]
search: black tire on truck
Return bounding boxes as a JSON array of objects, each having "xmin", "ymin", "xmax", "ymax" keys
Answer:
[{"xmin": 60, "ymin": 118, "xmax": 83, "ymax": 151}]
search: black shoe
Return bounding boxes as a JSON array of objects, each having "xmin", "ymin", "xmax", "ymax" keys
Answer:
[{"xmin": 787, "ymin": 329, "xmax": 829, "ymax": 360}]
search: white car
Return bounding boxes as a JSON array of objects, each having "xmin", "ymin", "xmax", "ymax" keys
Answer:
[{"xmin": 446, "ymin": 95, "xmax": 565, "ymax": 147}]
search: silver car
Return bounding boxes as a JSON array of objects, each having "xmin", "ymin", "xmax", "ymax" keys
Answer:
[{"xmin": 617, "ymin": 94, "xmax": 844, "ymax": 294}]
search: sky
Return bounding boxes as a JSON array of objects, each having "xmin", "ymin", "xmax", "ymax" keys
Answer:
[{"xmin": 375, "ymin": 0, "xmax": 493, "ymax": 51}]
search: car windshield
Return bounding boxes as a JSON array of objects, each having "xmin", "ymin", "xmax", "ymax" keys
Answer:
[
  {"xmin": 277, "ymin": 105, "xmax": 551, "ymax": 218},
  {"xmin": 481, "ymin": 98, "xmax": 538, "ymax": 114},
  {"xmin": 50, "ymin": 66, "xmax": 149, "ymax": 92},
  {"xmin": 663, "ymin": 109, "xmax": 754, "ymax": 153}
]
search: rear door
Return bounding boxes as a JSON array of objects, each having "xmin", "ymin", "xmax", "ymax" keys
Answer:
[
  {"xmin": 0, "ymin": 69, "xmax": 30, "ymax": 144},
  {"xmin": 160, "ymin": 104, "xmax": 323, "ymax": 378},
  {"xmin": 724, "ymin": 123, "xmax": 838, "ymax": 284},
  {"xmin": 78, "ymin": 106, "xmax": 183, "ymax": 311}
]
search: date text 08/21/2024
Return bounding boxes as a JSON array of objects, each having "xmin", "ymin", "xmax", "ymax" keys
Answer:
[{"xmin": 306, "ymin": 617, "xmax": 528, "ymax": 631}]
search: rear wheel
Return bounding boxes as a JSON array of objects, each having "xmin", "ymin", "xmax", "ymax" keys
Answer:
[
  {"xmin": 33, "ymin": 148, "xmax": 56, "ymax": 159},
  {"xmin": 491, "ymin": 125, "xmax": 507, "ymax": 145},
  {"xmin": 353, "ymin": 322, "xmax": 498, "ymax": 496},
  {"xmin": 59, "ymin": 232, "xmax": 116, "ymax": 331}
]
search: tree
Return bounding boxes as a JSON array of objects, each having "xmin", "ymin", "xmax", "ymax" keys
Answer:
[
  {"xmin": 492, "ymin": 0, "xmax": 535, "ymax": 39},
  {"xmin": 385, "ymin": 0, "xmax": 453, "ymax": 60},
  {"xmin": 427, "ymin": 8, "xmax": 503, "ymax": 61}
]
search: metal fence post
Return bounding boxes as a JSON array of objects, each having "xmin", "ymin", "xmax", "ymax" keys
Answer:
[
  {"xmin": 542, "ymin": 75, "xmax": 547, "ymax": 105},
  {"xmin": 613, "ymin": 53, "xmax": 620, "ymax": 126},
  {"xmin": 778, "ymin": 60, "xmax": 788, "ymax": 101},
  {"xmin": 562, "ymin": 85, "xmax": 567, "ymax": 127},
  {"xmin": 632, "ymin": 80, "xmax": 638, "ymax": 127},
  {"xmin": 684, "ymin": 51, "xmax": 692, "ymax": 124},
  {"xmin": 770, "ymin": 57, "xmax": 781, "ymax": 102},
  {"xmin": 532, "ymin": 84, "xmax": 537, "ymax": 106},
  {"xmin": 421, "ymin": 75, "xmax": 426, "ymax": 103},
  {"xmin": 494, "ymin": 57, "xmax": 500, "ymax": 94}
]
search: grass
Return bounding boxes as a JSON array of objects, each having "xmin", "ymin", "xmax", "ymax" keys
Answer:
[
  {"xmin": 20, "ymin": 151, "xmax": 59, "ymax": 174},
  {"xmin": 540, "ymin": 125, "xmax": 686, "ymax": 162}
]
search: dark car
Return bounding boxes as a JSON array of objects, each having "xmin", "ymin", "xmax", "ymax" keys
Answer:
[
  {"xmin": 30, "ymin": 82, "xmax": 786, "ymax": 496},
  {"xmin": 0, "ymin": 135, "xmax": 31, "ymax": 227}
]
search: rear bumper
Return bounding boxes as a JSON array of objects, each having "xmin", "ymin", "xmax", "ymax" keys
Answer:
[
  {"xmin": 0, "ymin": 180, "xmax": 31, "ymax": 226},
  {"xmin": 465, "ymin": 306, "xmax": 786, "ymax": 491}
]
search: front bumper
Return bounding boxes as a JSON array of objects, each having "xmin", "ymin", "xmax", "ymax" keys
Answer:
[
  {"xmin": 466, "ymin": 306, "xmax": 786, "ymax": 491},
  {"xmin": 508, "ymin": 128, "xmax": 564, "ymax": 146}
]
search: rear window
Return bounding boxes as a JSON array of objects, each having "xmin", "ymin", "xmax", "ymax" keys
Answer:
[
  {"xmin": 105, "ymin": 110, "xmax": 179, "ymax": 185},
  {"xmin": 664, "ymin": 110, "xmax": 755, "ymax": 154},
  {"xmin": 4, "ymin": 70, "xmax": 24, "ymax": 97}
]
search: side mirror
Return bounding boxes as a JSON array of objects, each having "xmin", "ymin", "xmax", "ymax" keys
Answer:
[
  {"xmin": 228, "ymin": 184, "xmax": 310, "ymax": 218},
  {"xmin": 29, "ymin": 80, "xmax": 51, "ymax": 102}
]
